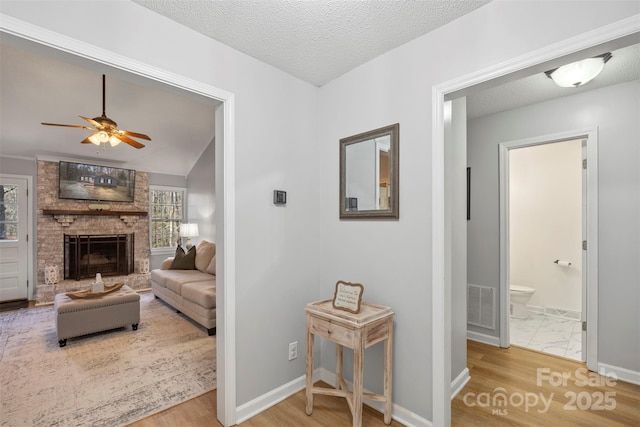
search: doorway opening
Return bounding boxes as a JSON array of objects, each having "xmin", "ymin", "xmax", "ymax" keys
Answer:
[
  {"xmin": 432, "ymin": 19, "xmax": 635, "ymax": 426},
  {"xmin": 502, "ymin": 137, "xmax": 587, "ymax": 362},
  {"xmin": 1, "ymin": 23, "xmax": 237, "ymax": 427}
]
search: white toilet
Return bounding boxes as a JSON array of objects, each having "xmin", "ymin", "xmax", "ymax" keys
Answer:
[{"xmin": 510, "ymin": 285, "xmax": 536, "ymax": 319}]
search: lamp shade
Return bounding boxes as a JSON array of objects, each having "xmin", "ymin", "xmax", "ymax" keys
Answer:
[
  {"xmin": 179, "ymin": 223, "xmax": 199, "ymax": 238},
  {"xmin": 88, "ymin": 133, "xmax": 101, "ymax": 145},
  {"xmin": 109, "ymin": 135, "xmax": 121, "ymax": 147}
]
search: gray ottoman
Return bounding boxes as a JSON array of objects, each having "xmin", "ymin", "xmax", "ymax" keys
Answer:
[{"xmin": 54, "ymin": 284, "xmax": 140, "ymax": 347}]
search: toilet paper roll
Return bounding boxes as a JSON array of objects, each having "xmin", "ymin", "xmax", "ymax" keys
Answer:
[{"xmin": 555, "ymin": 260, "xmax": 571, "ymax": 267}]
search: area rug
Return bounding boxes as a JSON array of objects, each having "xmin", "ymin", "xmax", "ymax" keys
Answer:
[{"xmin": 0, "ymin": 291, "xmax": 216, "ymax": 427}]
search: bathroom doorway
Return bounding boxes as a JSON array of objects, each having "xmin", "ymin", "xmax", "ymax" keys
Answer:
[
  {"xmin": 499, "ymin": 130, "xmax": 599, "ymax": 367},
  {"xmin": 509, "ymin": 138, "xmax": 583, "ymax": 360}
]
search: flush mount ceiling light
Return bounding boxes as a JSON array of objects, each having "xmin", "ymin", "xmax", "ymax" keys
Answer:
[
  {"xmin": 42, "ymin": 74, "xmax": 151, "ymax": 150},
  {"xmin": 545, "ymin": 53, "xmax": 612, "ymax": 88}
]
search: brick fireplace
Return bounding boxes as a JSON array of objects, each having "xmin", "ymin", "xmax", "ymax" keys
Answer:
[{"xmin": 36, "ymin": 160, "xmax": 151, "ymax": 303}]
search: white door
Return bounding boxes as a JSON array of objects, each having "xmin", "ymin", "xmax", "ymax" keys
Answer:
[
  {"xmin": 0, "ymin": 177, "xmax": 29, "ymax": 301},
  {"xmin": 499, "ymin": 130, "xmax": 598, "ymax": 367}
]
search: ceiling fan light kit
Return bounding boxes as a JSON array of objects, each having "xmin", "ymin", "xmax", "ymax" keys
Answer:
[
  {"xmin": 41, "ymin": 74, "xmax": 151, "ymax": 150},
  {"xmin": 88, "ymin": 131, "xmax": 121, "ymax": 147}
]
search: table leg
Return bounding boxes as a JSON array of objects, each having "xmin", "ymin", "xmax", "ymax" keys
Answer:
[
  {"xmin": 336, "ymin": 343, "xmax": 344, "ymax": 389},
  {"xmin": 305, "ymin": 316, "xmax": 314, "ymax": 415},
  {"xmin": 384, "ymin": 319, "xmax": 393, "ymax": 424},
  {"xmin": 353, "ymin": 329, "xmax": 364, "ymax": 427}
]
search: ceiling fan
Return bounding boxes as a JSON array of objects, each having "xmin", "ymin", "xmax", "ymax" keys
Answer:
[{"xmin": 41, "ymin": 74, "xmax": 151, "ymax": 149}]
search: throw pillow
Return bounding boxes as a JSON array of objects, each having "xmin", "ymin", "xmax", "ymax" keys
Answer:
[
  {"xmin": 170, "ymin": 245, "xmax": 196, "ymax": 270},
  {"xmin": 206, "ymin": 254, "xmax": 216, "ymax": 275},
  {"xmin": 195, "ymin": 240, "xmax": 216, "ymax": 273}
]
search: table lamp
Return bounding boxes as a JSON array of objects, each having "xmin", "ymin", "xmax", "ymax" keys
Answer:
[{"xmin": 179, "ymin": 223, "xmax": 199, "ymax": 249}]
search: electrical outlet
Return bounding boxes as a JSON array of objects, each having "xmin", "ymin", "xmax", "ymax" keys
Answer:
[{"xmin": 288, "ymin": 341, "xmax": 298, "ymax": 361}]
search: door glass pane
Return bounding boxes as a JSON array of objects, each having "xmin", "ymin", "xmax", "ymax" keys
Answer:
[{"xmin": 0, "ymin": 185, "xmax": 18, "ymax": 240}]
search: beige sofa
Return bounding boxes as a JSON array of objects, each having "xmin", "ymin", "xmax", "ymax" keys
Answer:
[{"xmin": 151, "ymin": 240, "xmax": 216, "ymax": 335}]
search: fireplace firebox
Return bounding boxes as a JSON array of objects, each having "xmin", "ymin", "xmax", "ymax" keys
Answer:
[{"xmin": 64, "ymin": 234, "xmax": 134, "ymax": 280}]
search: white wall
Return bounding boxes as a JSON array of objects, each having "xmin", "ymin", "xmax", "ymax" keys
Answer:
[
  {"xmin": 0, "ymin": 156, "xmax": 36, "ymax": 177},
  {"xmin": 187, "ymin": 139, "xmax": 216, "ymax": 244},
  {"xmin": 509, "ymin": 140, "xmax": 583, "ymax": 313},
  {"xmin": 446, "ymin": 98, "xmax": 468, "ymax": 382},
  {"xmin": 318, "ymin": 2, "xmax": 638, "ymax": 421},
  {"xmin": 147, "ymin": 172, "xmax": 187, "ymax": 188},
  {"xmin": 468, "ymin": 81, "xmax": 639, "ymax": 372}
]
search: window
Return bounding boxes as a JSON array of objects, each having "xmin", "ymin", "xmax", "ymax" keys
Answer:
[
  {"xmin": 0, "ymin": 185, "xmax": 19, "ymax": 240},
  {"xmin": 149, "ymin": 186, "xmax": 185, "ymax": 252}
]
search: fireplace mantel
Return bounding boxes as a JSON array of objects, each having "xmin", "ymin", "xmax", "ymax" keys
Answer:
[
  {"xmin": 42, "ymin": 209, "xmax": 148, "ymax": 216},
  {"xmin": 42, "ymin": 209, "xmax": 147, "ymax": 227}
]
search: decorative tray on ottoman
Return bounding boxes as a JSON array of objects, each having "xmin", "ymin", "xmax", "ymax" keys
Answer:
[{"xmin": 66, "ymin": 283, "xmax": 125, "ymax": 299}]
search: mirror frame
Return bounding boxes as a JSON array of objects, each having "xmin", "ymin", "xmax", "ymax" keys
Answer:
[{"xmin": 339, "ymin": 123, "xmax": 399, "ymax": 219}]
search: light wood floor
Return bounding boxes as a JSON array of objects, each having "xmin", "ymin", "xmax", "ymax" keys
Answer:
[
  {"xmin": 452, "ymin": 340, "xmax": 640, "ymax": 426},
  {"xmin": 128, "ymin": 381, "xmax": 404, "ymax": 427},
  {"xmin": 130, "ymin": 340, "xmax": 640, "ymax": 426}
]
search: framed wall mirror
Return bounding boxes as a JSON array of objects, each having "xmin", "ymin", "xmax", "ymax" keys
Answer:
[{"xmin": 340, "ymin": 123, "xmax": 399, "ymax": 219}]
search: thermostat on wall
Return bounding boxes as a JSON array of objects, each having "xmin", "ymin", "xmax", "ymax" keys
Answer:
[{"xmin": 273, "ymin": 190, "xmax": 286, "ymax": 205}]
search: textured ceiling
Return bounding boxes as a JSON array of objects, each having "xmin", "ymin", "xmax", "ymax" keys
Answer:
[
  {"xmin": 466, "ymin": 43, "xmax": 640, "ymax": 120},
  {"xmin": 132, "ymin": 0, "xmax": 492, "ymax": 86}
]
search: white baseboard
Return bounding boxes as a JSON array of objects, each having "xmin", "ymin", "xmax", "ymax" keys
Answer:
[
  {"xmin": 467, "ymin": 330, "xmax": 501, "ymax": 347},
  {"xmin": 528, "ymin": 304, "xmax": 581, "ymax": 321},
  {"xmin": 236, "ymin": 362, "xmax": 637, "ymax": 425},
  {"xmin": 451, "ymin": 368, "xmax": 470, "ymax": 400},
  {"xmin": 235, "ymin": 372, "xmax": 307, "ymax": 424},
  {"xmin": 597, "ymin": 362, "xmax": 640, "ymax": 386},
  {"xmin": 237, "ymin": 368, "xmax": 433, "ymax": 427}
]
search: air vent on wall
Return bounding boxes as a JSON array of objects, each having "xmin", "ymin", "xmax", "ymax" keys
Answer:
[{"xmin": 468, "ymin": 284, "xmax": 496, "ymax": 330}]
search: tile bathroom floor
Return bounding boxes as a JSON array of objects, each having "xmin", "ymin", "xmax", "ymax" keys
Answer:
[{"xmin": 510, "ymin": 313, "xmax": 582, "ymax": 361}]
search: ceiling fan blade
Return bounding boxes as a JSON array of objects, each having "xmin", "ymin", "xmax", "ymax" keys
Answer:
[
  {"xmin": 79, "ymin": 115, "xmax": 103, "ymax": 128},
  {"xmin": 115, "ymin": 133, "xmax": 145, "ymax": 149},
  {"xmin": 120, "ymin": 130, "xmax": 151, "ymax": 141},
  {"xmin": 41, "ymin": 122, "xmax": 94, "ymax": 130}
]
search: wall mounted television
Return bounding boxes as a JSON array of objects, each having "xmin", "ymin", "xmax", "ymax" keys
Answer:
[{"xmin": 59, "ymin": 161, "xmax": 136, "ymax": 202}]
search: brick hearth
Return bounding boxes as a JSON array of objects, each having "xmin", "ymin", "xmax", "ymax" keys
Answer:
[{"xmin": 36, "ymin": 160, "xmax": 151, "ymax": 304}]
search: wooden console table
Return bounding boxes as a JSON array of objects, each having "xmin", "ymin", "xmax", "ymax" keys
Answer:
[{"xmin": 305, "ymin": 299, "xmax": 394, "ymax": 426}]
